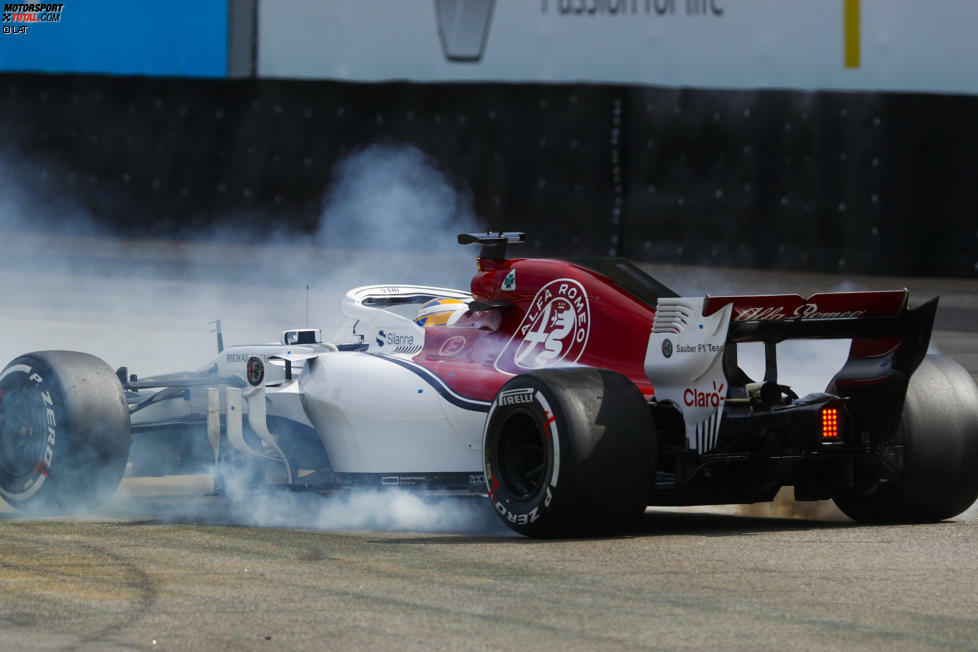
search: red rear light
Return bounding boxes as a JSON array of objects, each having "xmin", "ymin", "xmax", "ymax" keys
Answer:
[{"xmin": 821, "ymin": 407, "xmax": 839, "ymax": 440}]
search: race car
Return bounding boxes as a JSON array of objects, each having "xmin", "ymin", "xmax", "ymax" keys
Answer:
[{"xmin": 1, "ymin": 232, "xmax": 977, "ymax": 537}]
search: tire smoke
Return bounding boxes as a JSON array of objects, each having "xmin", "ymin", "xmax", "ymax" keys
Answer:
[
  {"xmin": 216, "ymin": 467, "xmax": 509, "ymax": 534},
  {"xmin": 0, "ymin": 143, "xmax": 512, "ymax": 534},
  {"xmin": 0, "ymin": 144, "xmax": 973, "ymax": 529}
]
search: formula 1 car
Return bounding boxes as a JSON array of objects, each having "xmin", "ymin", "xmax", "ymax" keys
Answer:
[{"xmin": 2, "ymin": 232, "xmax": 977, "ymax": 536}]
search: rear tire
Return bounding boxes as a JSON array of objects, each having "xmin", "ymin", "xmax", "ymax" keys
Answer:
[
  {"xmin": 483, "ymin": 368, "xmax": 655, "ymax": 537},
  {"xmin": 833, "ymin": 355, "xmax": 978, "ymax": 523},
  {"xmin": 0, "ymin": 351, "xmax": 131, "ymax": 513}
]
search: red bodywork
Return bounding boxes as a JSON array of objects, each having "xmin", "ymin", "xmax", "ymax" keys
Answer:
[
  {"xmin": 703, "ymin": 290, "xmax": 907, "ymax": 322},
  {"xmin": 414, "ymin": 258, "xmax": 657, "ymax": 402},
  {"xmin": 413, "ymin": 256, "xmax": 919, "ymax": 405}
]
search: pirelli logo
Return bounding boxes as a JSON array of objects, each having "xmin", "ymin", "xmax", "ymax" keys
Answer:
[{"xmin": 498, "ymin": 389, "xmax": 534, "ymax": 407}]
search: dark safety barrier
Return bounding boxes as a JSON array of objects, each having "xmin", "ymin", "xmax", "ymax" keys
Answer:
[{"xmin": 0, "ymin": 73, "xmax": 975, "ymax": 276}]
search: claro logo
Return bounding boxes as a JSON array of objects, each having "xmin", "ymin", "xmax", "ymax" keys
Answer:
[
  {"xmin": 684, "ymin": 381, "xmax": 726, "ymax": 408},
  {"xmin": 434, "ymin": 0, "xmax": 495, "ymax": 62}
]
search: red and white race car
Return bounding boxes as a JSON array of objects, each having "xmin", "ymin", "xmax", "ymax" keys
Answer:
[{"xmin": 2, "ymin": 232, "xmax": 976, "ymax": 536}]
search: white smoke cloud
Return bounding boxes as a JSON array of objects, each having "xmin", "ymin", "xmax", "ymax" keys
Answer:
[
  {"xmin": 0, "ymin": 142, "xmax": 512, "ymax": 535},
  {"xmin": 316, "ymin": 144, "xmax": 479, "ymax": 254},
  {"xmin": 221, "ymin": 478, "xmax": 509, "ymax": 535},
  {"xmin": 0, "ymin": 143, "xmax": 973, "ymax": 530},
  {"xmin": 0, "ymin": 143, "xmax": 481, "ymax": 374}
]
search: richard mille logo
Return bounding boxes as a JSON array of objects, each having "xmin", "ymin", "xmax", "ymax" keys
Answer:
[{"xmin": 434, "ymin": 0, "xmax": 495, "ymax": 62}]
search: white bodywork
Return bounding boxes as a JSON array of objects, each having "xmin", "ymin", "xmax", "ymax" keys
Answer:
[
  {"xmin": 309, "ymin": 285, "xmax": 484, "ymax": 473},
  {"xmin": 300, "ymin": 352, "xmax": 486, "ymax": 473},
  {"xmin": 133, "ymin": 284, "xmax": 487, "ymax": 480},
  {"xmin": 645, "ymin": 297, "xmax": 733, "ymax": 454}
]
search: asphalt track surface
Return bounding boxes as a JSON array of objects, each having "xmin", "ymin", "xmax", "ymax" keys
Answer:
[{"xmin": 1, "ymin": 232, "xmax": 977, "ymax": 650}]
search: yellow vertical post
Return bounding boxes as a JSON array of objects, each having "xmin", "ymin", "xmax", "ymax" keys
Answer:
[{"xmin": 844, "ymin": 0, "xmax": 861, "ymax": 68}]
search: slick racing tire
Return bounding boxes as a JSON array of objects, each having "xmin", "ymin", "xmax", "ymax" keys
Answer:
[
  {"xmin": 833, "ymin": 355, "xmax": 978, "ymax": 523},
  {"xmin": 483, "ymin": 368, "xmax": 655, "ymax": 538},
  {"xmin": 0, "ymin": 351, "xmax": 132, "ymax": 513}
]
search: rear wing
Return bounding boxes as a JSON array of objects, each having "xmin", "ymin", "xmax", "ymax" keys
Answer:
[
  {"xmin": 645, "ymin": 289, "xmax": 938, "ymax": 453},
  {"xmin": 703, "ymin": 290, "xmax": 921, "ymax": 342}
]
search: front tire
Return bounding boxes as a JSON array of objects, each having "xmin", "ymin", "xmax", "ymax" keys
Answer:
[
  {"xmin": 833, "ymin": 355, "xmax": 978, "ymax": 523},
  {"xmin": 483, "ymin": 368, "xmax": 655, "ymax": 537},
  {"xmin": 0, "ymin": 351, "xmax": 132, "ymax": 513}
]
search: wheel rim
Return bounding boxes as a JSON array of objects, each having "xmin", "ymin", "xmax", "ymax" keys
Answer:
[
  {"xmin": 496, "ymin": 411, "xmax": 547, "ymax": 500},
  {"xmin": 0, "ymin": 378, "xmax": 48, "ymax": 480}
]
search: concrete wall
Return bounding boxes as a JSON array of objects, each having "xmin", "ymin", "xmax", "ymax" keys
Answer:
[{"xmin": 257, "ymin": 0, "xmax": 978, "ymax": 95}]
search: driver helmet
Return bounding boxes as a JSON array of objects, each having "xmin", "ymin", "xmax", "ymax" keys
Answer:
[{"xmin": 414, "ymin": 298, "xmax": 469, "ymax": 327}]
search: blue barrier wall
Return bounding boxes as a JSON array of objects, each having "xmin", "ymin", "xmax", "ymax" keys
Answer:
[{"xmin": 0, "ymin": 1, "xmax": 228, "ymax": 77}]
